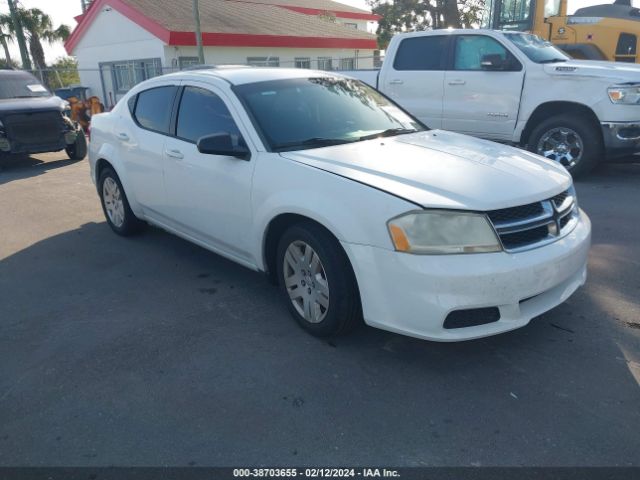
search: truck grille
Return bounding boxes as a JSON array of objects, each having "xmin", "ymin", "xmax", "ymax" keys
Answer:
[
  {"xmin": 487, "ymin": 188, "xmax": 579, "ymax": 252},
  {"xmin": 3, "ymin": 111, "xmax": 64, "ymax": 148}
]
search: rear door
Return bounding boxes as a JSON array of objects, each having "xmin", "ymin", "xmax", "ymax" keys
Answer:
[
  {"xmin": 442, "ymin": 34, "xmax": 524, "ymax": 140},
  {"xmin": 379, "ymin": 35, "xmax": 449, "ymax": 129},
  {"xmin": 116, "ymin": 84, "xmax": 179, "ymax": 216}
]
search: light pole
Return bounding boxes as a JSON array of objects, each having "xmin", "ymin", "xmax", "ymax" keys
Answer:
[
  {"xmin": 7, "ymin": 0, "xmax": 31, "ymax": 70},
  {"xmin": 192, "ymin": 0, "xmax": 205, "ymax": 64}
]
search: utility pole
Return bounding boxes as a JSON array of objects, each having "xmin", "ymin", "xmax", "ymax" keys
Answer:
[
  {"xmin": 192, "ymin": 0, "xmax": 205, "ymax": 64},
  {"xmin": 7, "ymin": 0, "xmax": 31, "ymax": 70}
]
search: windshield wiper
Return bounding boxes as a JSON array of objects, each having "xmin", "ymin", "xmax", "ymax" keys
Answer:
[
  {"xmin": 538, "ymin": 59, "xmax": 567, "ymax": 64},
  {"xmin": 360, "ymin": 128, "xmax": 418, "ymax": 141},
  {"xmin": 273, "ymin": 137, "xmax": 356, "ymax": 151}
]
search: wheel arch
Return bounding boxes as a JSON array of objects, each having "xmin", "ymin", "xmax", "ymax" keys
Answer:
[
  {"xmin": 262, "ymin": 213, "xmax": 354, "ymax": 286},
  {"xmin": 521, "ymin": 101, "xmax": 601, "ymax": 147}
]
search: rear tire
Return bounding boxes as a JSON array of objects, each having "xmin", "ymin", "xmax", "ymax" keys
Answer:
[
  {"xmin": 66, "ymin": 130, "xmax": 87, "ymax": 160},
  {"xmin": 276, "ymin": 222, "xmax": 362, "ymax": 337},
  {"xmin": 98, "ymin": 166, "xmax": 145, "ymax": 236},
  {"xmin": 526, "ymin": 114, "xmax": 601, "ymax": 177}
]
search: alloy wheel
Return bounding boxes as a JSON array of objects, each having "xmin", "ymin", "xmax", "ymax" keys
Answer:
[
  {"xmin": 102, "ymin": 177, "xmax": 125, "ymax": 228},
  {"xmin": 283, "ymin": 240, "xmax": 330, "ymax": 324},
  {"xmin": 536, "ymin": 127, "xmax": 584, "ymax": 169}
]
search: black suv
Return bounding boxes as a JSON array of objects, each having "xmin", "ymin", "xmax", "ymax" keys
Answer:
[{"xmin": 0, "ymin": 69, "xmax": 87, "ymax": 162}]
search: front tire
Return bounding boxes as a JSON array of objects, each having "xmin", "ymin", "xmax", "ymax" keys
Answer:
[
  {"xmin": 66, "ymin": 130, "xmax": 88, "ymax": 160},
  {"xmin": 98, "ymin": 166, "xmax": 145, "ymax": 236},
  {"xmin": 526, "ymin": 114, "xmax": 602, "ymax": 177},
  {"xmin": 276, "ymin": 222, "xmax": 362, "ymax": 337}
]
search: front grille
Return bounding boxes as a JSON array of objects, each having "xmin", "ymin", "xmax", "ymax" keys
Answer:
[
  {"xmin": 3, "ymin": 111, "xmax": 64, "ymax": 147},
  {"xmin": 487, "ymin": 202, "xmax": 544, "ymax": 225},
  {"xmin": 486, "ymin": 188, "xmax": 577, "ymax": 252}
]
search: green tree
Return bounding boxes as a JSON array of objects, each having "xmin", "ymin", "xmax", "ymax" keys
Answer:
[
  {"xmin": 0, "ymin": 14, "xmax": 13, "ymax": 65},
  {"xmin": 3, "ymin": 8, "xmax": 70, "ymax": 71},
  {"xmin": 367, "ymin": 0, "xmax": 485, "ymax": 48},
  {"xmin": 47, "ymin": 57, "xmax": 80, "ymax": 89}
]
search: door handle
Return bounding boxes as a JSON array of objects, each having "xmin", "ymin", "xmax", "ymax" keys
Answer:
[
  {"xmin": 165, "ymin": 149, "xmax": 184, "ymax": 160},
  {"xmin": 389, "ymin": 79, "xmax": 404, "ymax": 85},
  {"xmin": 448, "ymin": 80, "xmax": 466, "ymax": 86},
  {"xmin": 117, "ymin": 132, "xmax": 129, "ymax": 141}
]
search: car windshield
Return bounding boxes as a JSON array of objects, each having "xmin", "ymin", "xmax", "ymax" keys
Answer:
[
  {"xmin": 234, "ymin": 77, "xmax": 424, "ymax": 152},
  {"xmin": 0, "ymin": 75, "xmax": 51, "ymax": 100},
  {"xmin": 504, "ymin": 33, "xmax": 570, "ymax": 63}
]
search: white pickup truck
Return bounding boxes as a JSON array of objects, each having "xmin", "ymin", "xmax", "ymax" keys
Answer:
[{"xmin": 347, "ymin": 29, "xmax": 640, "ymax": 176}]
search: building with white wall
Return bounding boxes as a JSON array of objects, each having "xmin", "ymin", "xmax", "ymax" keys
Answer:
[{"xmin": 65, "ymin": 0, "xmax": 380, "ymax": 108}]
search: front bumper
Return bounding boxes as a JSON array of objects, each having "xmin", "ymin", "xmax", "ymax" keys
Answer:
[
  {"xmin": 601, "ymin": 121, "xmax": 640, "ymax": 158},
  {"xmin": 342, "ymin": 210, "xmax": 591, "ymax": 342}
]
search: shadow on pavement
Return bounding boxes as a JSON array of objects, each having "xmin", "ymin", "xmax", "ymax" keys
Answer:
[
  {"xmin": 0, "ymin": 153, "xmax": 80, "ymax": 185},
  {"xmin": 0, "ymin": 212, "xmax": 639, "ymax": 466}
]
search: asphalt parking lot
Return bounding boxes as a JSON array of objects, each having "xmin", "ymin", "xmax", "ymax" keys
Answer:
[{"xmin": 1, "ymin": 152, "xmax": 639, "ymax": 467}]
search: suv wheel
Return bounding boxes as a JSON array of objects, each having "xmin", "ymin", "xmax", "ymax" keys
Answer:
[
  {"xmin": 527, "ymin": 114, "xmax": 601, "ymax": 177},
  {"xmin": 66, "ymin": 130, "xmax": 87, "ymax": 160},
  {"xmin": 98, "ymin": 166, "xmax": 145, "ymax": 236},
  {"xmin": 276, "ymin": 222, "xmax": 361, "ymax": 337}
]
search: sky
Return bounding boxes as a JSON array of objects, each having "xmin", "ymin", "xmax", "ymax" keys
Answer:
[{"xmin": 0, "ymin": 0, "xmax": 628, "ymax": 64}]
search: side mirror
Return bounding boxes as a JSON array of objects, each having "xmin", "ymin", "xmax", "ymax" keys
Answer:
[
  {"xmin": 197, "ymin": 133, "xmax": 251, "ymax": 160},
  {"xmin": 480, "ymin": 54, "xmax": 508, "ymax": 71}
]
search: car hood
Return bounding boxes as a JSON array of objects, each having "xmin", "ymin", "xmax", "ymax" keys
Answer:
[
  {"xmin": 544, "ymin": 59, "xmax": 640, "ymax": 83},
  {"xmin": 280, "ymin": 130, "xmax": 571, "ymax": 211},
  {"xmin": 0, "ymin": 95, "xmax": 66, "ymax": 114}
]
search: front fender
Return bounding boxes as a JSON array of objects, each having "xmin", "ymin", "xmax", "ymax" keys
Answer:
[{"xmin": 249, "ymin": 154, "xmax": 415, "ymax": 270}]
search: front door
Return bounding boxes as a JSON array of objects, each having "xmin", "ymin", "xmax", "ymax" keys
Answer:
[
  {"xmin": 162, "ymin": 83, "xmax": 256, "ymax": 263},
  {"xmin": 442, "ymin": 35, "xmax": 525, "ymax": 141}
]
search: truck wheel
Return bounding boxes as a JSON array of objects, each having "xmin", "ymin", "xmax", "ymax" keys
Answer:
[
  {"xmin": 276, "ymin": 222, "xmax": 362, "ymax": 337},
  {"xmin": 66, "ymin": 130, "xmax": 87, "ymax": 160},
  {"xmin": 527, "ymin": 114, "xmax": 601, "ymax": 177},
  {"xmin": 98, "ymin": 166, "xmax": 145, "ymax": 236}
]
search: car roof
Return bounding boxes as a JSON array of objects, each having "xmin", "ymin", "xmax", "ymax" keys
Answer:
[{"xmin": 163, "ymin": 67, "xmax": 338, "ymax": 86}]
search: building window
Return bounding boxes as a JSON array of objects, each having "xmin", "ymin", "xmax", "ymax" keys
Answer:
[
  {"xmin": 247, "ymin": 56, "xmax": 280, "ymax": 67},
  {"xmin": 294, "ymin": 57, "xmax": 311, "ymax": 69},
  {"xmin": 317, "ymin": 57, "xmax": 333, "ymax": 70},
  {"xmin": 339, "ymin": 58, "xmax": 355, "ymax": 70},
  {"xmin": 179, "ymin": 56, "xmax": 201, "ymax": 69},
  {"xmin": 113, "ymin": 63, "xmax": 135, "ymax": 92},
  {"xmin": 107, "ymin": 58, "xmax": 162, "ymax": 93},
  {"xmin": 343, "ymin": 22, "xmax": 358, "ymax": 29}
]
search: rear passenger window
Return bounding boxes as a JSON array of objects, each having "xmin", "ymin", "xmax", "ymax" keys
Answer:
[
  {"xmin": 133, "ymin": 86, "xmax": 178, "ymax": 134},
  {"xmin": 393, "ymin": 36, "xmax": 448, "ymax": 71},
  {"xmin": 176, "ymin": 86, "xmax": 242, "ymax": 143}
]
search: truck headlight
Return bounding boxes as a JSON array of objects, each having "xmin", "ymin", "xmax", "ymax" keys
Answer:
[
  {"xmin": 608, "ymin": 85, "xmax": 640, "ymax": 104},
  {"xmin": 387, "ymin": 211, "xmax": 502, "ymax": 254}
]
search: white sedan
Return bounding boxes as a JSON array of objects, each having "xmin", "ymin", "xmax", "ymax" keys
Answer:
[{"xmin": 88, "ymin": 67, "xmax": 591, "ymax": 341}]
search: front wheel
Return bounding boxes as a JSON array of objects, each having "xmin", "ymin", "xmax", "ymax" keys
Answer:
[
  {"xmin": 526, "ymin": 114, "xmax": 602, "ymax": 177},
  {"xmin": 276, "ymin": 222, "xmax": 362, "ymax": 337},
  {"xmin": 66, "ymin": 130, "xmax": 88, "ymax": 160}
]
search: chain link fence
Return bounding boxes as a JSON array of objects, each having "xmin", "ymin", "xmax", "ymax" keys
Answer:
[{"xmin": 23, "ymin": 54, "xmax": 383, "ymax": 113}]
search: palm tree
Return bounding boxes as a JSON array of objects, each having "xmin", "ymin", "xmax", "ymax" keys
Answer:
[
  {"xmin": 0, "ymin": 15, "xmax": 13, "ymax": 65},
  {"xmin": 3, "ymin": 8, "xmax": 70, "ymax": 71},
  {"xmin": 16, "ymin": 8, "xmax": 70, "ymax": 71}
]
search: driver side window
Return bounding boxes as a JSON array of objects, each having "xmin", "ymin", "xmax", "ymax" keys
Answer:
[
  {"xmin": 454, "ymin": 35, "xmax": 519, "ymax": 71},
  {"xmin": 176, "ymin": 86, "xmax": 243, "ymax": 144}
]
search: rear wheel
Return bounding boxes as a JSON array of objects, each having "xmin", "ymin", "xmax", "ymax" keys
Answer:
[
  {"xmin": 98, "ymin": 166, "xmax": 145, "ymax": 236},
  {"xmin": 276, "ymin": 222, "xmax": 361, "ymax": 337},
  {"xmin": 527, "ymin": 114, "xmax": 601, "ymax": 177},
  {"xmin": 66, "ymin": 130, "xmax": 87, "ymax": 160}
]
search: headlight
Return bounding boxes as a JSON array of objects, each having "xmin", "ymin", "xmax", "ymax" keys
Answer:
[
  {"xmin": 608, "ymin": 85, "xmax": 640, "ymax": 104},
  {"xmin": 387, "ymin": 210, "xmax": 502, "ymax": 255}
]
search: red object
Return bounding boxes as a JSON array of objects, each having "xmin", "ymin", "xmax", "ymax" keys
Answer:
[{"xmin": 65, "ymin": 0, "xmax": 379, "ymax": 54}]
